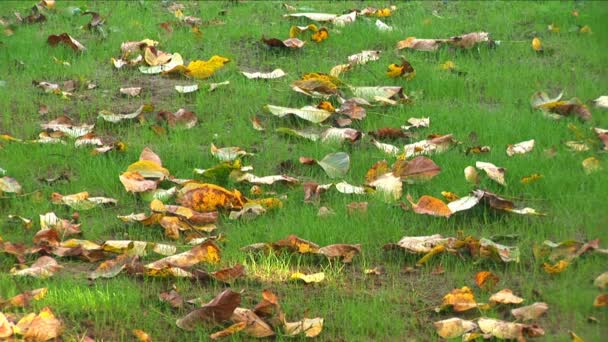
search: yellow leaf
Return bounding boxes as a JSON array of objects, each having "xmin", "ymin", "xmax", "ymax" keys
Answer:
[
  {"xmin": 440, "ymin": 60, "xmax": 456, "ymax": 71},
  {"xmin": 582, "ymin": 157, "xmax": 601, "ymax": 174},
  {"xmin": 317, "ymin": 101, "xmax": 335, "ymax": 112},
  {"xmin": 532, "ymin": 37, "xmax": 542, "ymax": 52},
  {"xmin": 441, "ymin": 191, "xmax": 460, "ymax": 202},
  {"xmin": 133, "ymin": 329, "xmax": 152, "ymax": 342},
  {"xmin": 442, "ymin": 287, "xmax": 479, "ymax": 312},
  {"xmin": 311, "ymin": 28, "xmax": 328, "ymax": 42},
  {"xmin": 376, "ymin": 8, "xmax": 391, "ymax": 17},
  {"xmin": 543, "ymin": 260, "xmax": 569, "ymax": 274},
  {"xmin": 126, "ymin": 160, "xmax": 169, "ymax": 179},
  {"xmin": 186, "ymin": 56, "xmax": 230, "ymax": 79},
  {"xmin": 521, "ymin": 173, "xmax": 543, "ymax": 184},
  {"xmin": 386, "ymin": 64, "xmax": 404, "ymax": 78},
  {"xmin": 579, "ymin": 25, "xmax": 591, "ymax": 34},
  {"xmin": 290, "ymin": 272, "xmax": 325, "ymax": 283}
]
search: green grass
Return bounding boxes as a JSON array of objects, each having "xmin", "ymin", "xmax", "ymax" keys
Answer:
[{"xmin": 1, "ymin": 0, "xmax": 607, "ymax": 341}]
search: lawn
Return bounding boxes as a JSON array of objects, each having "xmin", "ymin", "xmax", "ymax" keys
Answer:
[{"xmin": 0, "ymin": 0, "xmax": 607, "ymax": 341}]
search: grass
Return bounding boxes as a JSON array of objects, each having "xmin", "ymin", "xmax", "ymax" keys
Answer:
[{"xmin": 1, "ymin": 0, "xmax": 607, "ymax": 341}]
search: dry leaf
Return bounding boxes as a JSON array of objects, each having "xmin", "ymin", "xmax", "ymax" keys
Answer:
[
  {"xmin": 120, "ymin": 87, "xmax": 142, "ymax": 97},
  {"xmin": 291, "ymin": 272, "xmax": 325, "ymax": 283},
  {"xmin": 47, "ymin": 33, "xmax": 86, "ymax": 52},
  {"xmin": 284, "ymin": 317, "xmax": 323, "ymax": 337},
  {"xmin": 475, "ymin": 271, "xmax": 499, "ymax": 290},
  {"xmin": 476, "ymin": 161, "xmax": 506, "ymax": 185},
  {"xmin": 434, "ymin": 318, "xmax": 477, "ymax": 339},
  {"xmin": 176, "ymin": 290, "xmax": 241, "ymax": 330},
  {"xmin": 489, "ymin": 289, "xmax": 524, "ymax": 304},
  {"xmin": 594, "ymin": 272, "xmax": 608, "ymax": 289},
  {"xmin": 177, "ymin": 183, "xmax": 246, "ymax": 212},
  {"xmin": 543, "ymin": 260, "xmax": 569, "ymax": 274},
  {"xmin": 507, "ymin": 139, "xmax": 535, "ymax": 156},
  {"xmin": 511, "ymin": 302, "xmax": 549, "ymax": 321},
  {"xmin": 242, "ymin": 69, "xmax": 286, "ymax": 79},
  {"xmin": 442, "ymin": 287, "xmax": 480, "ymax": 312},
  {"xmin": 582, "ymin": 157, "xmax": 601, "ymax": 174},
  {"xmin": 262, "ymin": 36, "xmax": 305, "ymax": 48},
  {"xmin": 406, "ymin": 194, "xmax": 452, "ymax": 217}
]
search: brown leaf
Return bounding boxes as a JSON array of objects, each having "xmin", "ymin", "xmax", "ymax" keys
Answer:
[
  {"xmin": 209, "ymin": 322, "xmax": 247, "ymax": 340},
  {"xmin": 210, "ymin": 264, "xmax": 245, "ymax": 283},
  {"xmin": 273, "ymin": 235, "xmax": 320, "ymax": 254},
  {"xmin": 262, "ymin": 36, "xmax": 305, "ymax": 48},
  {"xmin": 11, "ymin": 256, "xmax": 62, "ymax": 278},
  {"xmin": 368, "ymin": 127, "xmax": 409, "ymax": 139},
  {"xmin": 0, "ymin": 288, "xmax": 47, "ymax": 310},
  {"xmin": 47, "ymin": 33, "xmax": 86, "ymax": 52},
  {"xmin": 89, "ymin": 254, "xmax": 137, "ymax": 280},
  {"xmin": 318, "ymin": 244, "xmax": 361, "ymax": 263},
  {"xmin": 392, "ymin": 156, "xmax": 441, "ymax": 183},
  {"xmin": 21, "ymin": 307, "xmax": 64, "ymax": 341},
  {"xmin": 146, "ymin": 241, "xmax": 221, "ymax": 270},
  {"xmin": 230, "ymin": 307, "xmax": 275, "ymax": 337},
  {"xmin": 338, "ymin": 99, "xmax": 366, "ymax": 120},
  {"xmin": 593, "ymin": 293, "xmax": 608, "ymax": 307},
  {"xmin": 159, "ymin": 289, "xmax": 184, "ymax": 309},
  {"xmin": 176, "ymin": 290, "xmax": 241, "ymax": 330}
]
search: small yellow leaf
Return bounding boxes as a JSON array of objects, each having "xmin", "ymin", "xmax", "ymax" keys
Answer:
[
  {"xmin": 543, "ymin": 260, "xmax": 569, "ymax": 274},
  {"xmin": 532, "ymin": 37, "xmax": 542, "ymax": 52},
  {"xmin": 311, "ymin": 28, "xmax": 328, "ymax": 42},
  {"xmin": 440, "ymin": 60, "xmax": 456, "ymax": 71},
  {"xmin": 376, "ymin": 8, "xmax": 391, "ymax": 17},
  {"xmin": 186, "ymin": 56, "xmax": 230, "ymax": 79},
  {"xmin": 521, "ymin": 173, "xmax": 543, "ymax": 184},
  {"xmin": 387, "ymin": 64, "xmax": 404, "ymax": 78}
]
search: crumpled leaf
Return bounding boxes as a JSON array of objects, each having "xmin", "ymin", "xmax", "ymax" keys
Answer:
[
  {"xmin": 480, "ymin": 238, "xmax": 520, "ymax": 263},
  {"xmin": 176, "ymin": 289, "xmax": 241, "ymax": 330},
  {"xmin": 262, "ymin": 37, "xmax": 305, "ymax": 49},
  {"xmin": 177, "ymin": 183, "xmax": 246, "ymax": 212},
  {"xmin": 507, "ymin": 139, "xmax": 535, "ymax": 156},
  {"xmin": 292, "ymin": 73, "xmax": 340, "ymax": 98},
  {"xmin": 543, "ymin": 260, "xmax": 569, "ymax": 274},
  {"xmin": 229, "ymin": 308, "xmax": 275, "ymax": 338},
  {"xmin": 170, "ymin": 56, "xmax": 230, "ymax": 79},
  {"xmin": 41, "ymin": 115, "xmax": 94, "ymax": 138},
  {"xmin": 159, "ymin": 288, "xmax": 184, "ymax": 309},
  {"xmin": 368, "ymin": 173, "xmax": 402, "ymax": 201},
  {"xmin": 11, "ymin": 256, "xmax": 62, "ymax": 278},
  {"xmin": 441, "ymin": 287, "xmax": 481, "ymax": 312},
  {"xmin": 98, "ymin": 104, "xmax": 147, "ymax": 123},
  {"xmin": 594, "ymin": 294, "xmax": 608, "ymax": 307},
  {"xmin": 47, "ymin": 33, "xmax": 86, "ymax": 52},
  {"xmin": 387, "ymin": 60, "xmax": 415, "ymax": 79},
  {"xmin": 320, "ymin": 128, "xmax": 362, "ymax": 143},
  {"xmin": 530, "ymin": 91, "xmax": 592, "ymax": 121},
  {"xmin": 120, "ymin": 87, "xmax": 142, "ymax": 97},
  {"xmin": 337, "ymin": 98, "xmax": 366, "ymax": 120},
  {"xmin": 401, "ymin": 117, "xmax": 430, "ymax": 130},
  {"xmin": 475, "ymin": 271, "xmax": 500, "ymax": 290},
  {"xmin": 266, "ymin": 104, "xmax": 332, "ymax": 123},
  {"xmin": 403, "ymin": 134, "xmax": 457, "ymax": 158},
  {"xmin": 478, "ymin": 318, "xmax": 544, "ymax": 340},
  {"xmin": 490, "ymin": 289, "xmax": 524, "ymax": 304},
  {"xmin": 397, "ymin": 32, "xmax": 490, "ymax": 51},
  {"xmin": 242, "ymin": 69, "xmax": 286, "ymax": 79},
  {"xmin": 234, "ymin": 173, "xmax": 298, "ymax": 185},
  {"xmin": 434, "ymin": 317, "xmax": 477, "ymax": 339},
  {"xmin": 593, "ymin": 96, "xmax": 608, "ymax": 109},
  {"xmin": 132, "ymin": 329, "xmax": 152, "ymax": 342},
  {"xmin": 290, "ymin": 272, "xmax": 325, "ymax": 283},
  {"xmin": 511, "ymin": 302, "xmax": 549, "ymax": 321},
  {"xmin": 476, "ymin": 161, "xmax": 506, "ymax": 185}
]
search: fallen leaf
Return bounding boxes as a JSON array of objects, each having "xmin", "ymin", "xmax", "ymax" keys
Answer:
[
  {"xmin": 146, "ymin": 241, "xmax": 220, "ymax": 271},
  {"xmin": 507, "ymin": 139, "xmax": 535, "ymax": 156},
  {"xmin": 316, "ymin": 152, "xmax": 350, "ymax": 178},
  {"xmin": 0, "ymin": 176, "xmax": 22, "ymax": 194},
  {"xmin": 262, "ymin": 36, "xmax": 305, "ymax": 48},
  {"xmin": 531, "ymin": 91, "xmax": 592, "ymax": 121},
  {"xmin": 89, "ymin": 254, "xmax": 137, "ymax": 280},
  {"xmin": 478, "ymin": 318, "xmax": 543, "ymax": 340},
  {"xmin": 475, "ymin": 271, "xmax": 500, "ymax": 290},
  {"xmin": 0, "ymin": 288, "xmax": 47, "ymax": 310},
  {"xmin": 511, "ymin": 302, "xmax": 549, "ymax": 321},
  {"xmin": 392, "ymin": 156, "xmax": 441, "ymax": 183},
  {"xmin": 476, "ymin": 161, "xmax": 506, "ymax": 185},
  {"xmin": 230, "ymin": 308, "xmax": 275, "ymax": 338},
  {"xmin": 406, "ymin": 194, "xmax": 452, "ymax": 217},
  {"xmin": 490, "ymin": 289, "xmax": 524, "ymax": 304},
  {"xmin": 176, "ymin": 289, "xmax": 241, "ymax": 330},
  {"xmin": 434, "ymin": 317, "xmax": 477, "ymax": 339},
  {"xmin": 291, "ymin": 272, "xmax": 325, "ymax": 283},
  {"xmin": 242, "ymin": 69, "xmax": 286, "ymax": 79},
  {"xmin": 319, "ymin": 244, "xmax": 361, "ymax": 263},
  {"xmin": 159, "ymin": 289, "xmax": 184, "ymax": 309},
  {"xmin": 266, "ymin": 104, "xmax": 332, "ymax": 123},
  {"xmin": 347, "ymin": 201, "xmax": 368, "ymax": 214},
  {"xmin": 543, "ymin": 260, "xmax": 569, "ymax": 274},
  {"xmin": 593, "ymin": 294, "xmax": 608, "ymax": 307},
  {"xmin": 120, "ymin": 87, "xmax": 142, "ymax": 97},
  {"xmin": 532, "ymin": 37, "xmax": 543, "ymax": 51},
  {"xmin": 284, "ymin": 317, "xmax": 323, "ymax": 338},
  {"xmin": 132, "ymin": 329, "xmax": 152, "ymax": 342},
  {"xmin": 47, "ymin": 33, "xmax": 86, "ymax": 51},
  {"xmin": 593, "ymin": 96, "xmax": 608, "ymax": 110},
  {"xmin": 98, "ymin": 104, "xmax": 146, "ymax": 123},
  {"xmin": 283, "ymin": 13, "xmax": 337, "ymax": 21},
  {"xmin": 387, "ymin": 60, "xmax": 415, "ymax": 79},
  {"xmin": 177, "ymin": 183, "xmax": 246, "ymax": 212},
  {"xmin": 20, "ymin": 307, "xmax": 64, "ymax": 341},
  {"xmin": 582, "ymin": 157, "xmax": 601, "ymax": 174},
  {"xmin": 210, "ymin": 144, "xmax": 250, "ymax": 162},
  {"xmin": 442, "ymin": 287, "xmax": 480, "ymax": 312},
  {"xmin": 570, "ymin": 331, "xmax": 585, "ymax": 342},
  {"xmin": 594, "ymin": 272, "xmax": 608, "ymax": 289},
  {"xmin": 11, "ymin": 256, "xmax": 62, "ymax": 278}
]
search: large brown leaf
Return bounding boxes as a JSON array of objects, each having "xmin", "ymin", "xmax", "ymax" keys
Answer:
[
  {"xmin": 176, "ymin": 290, "xmax": 241, "ymax": 330},
  {"xmin": 392, "ymin": 156, "xmax": 441, "ymax": 183}
]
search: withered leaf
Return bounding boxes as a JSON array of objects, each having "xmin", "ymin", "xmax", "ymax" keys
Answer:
[{"xmin": 176, "ymin": 290, "xmax": 241, "ymax": 330}]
